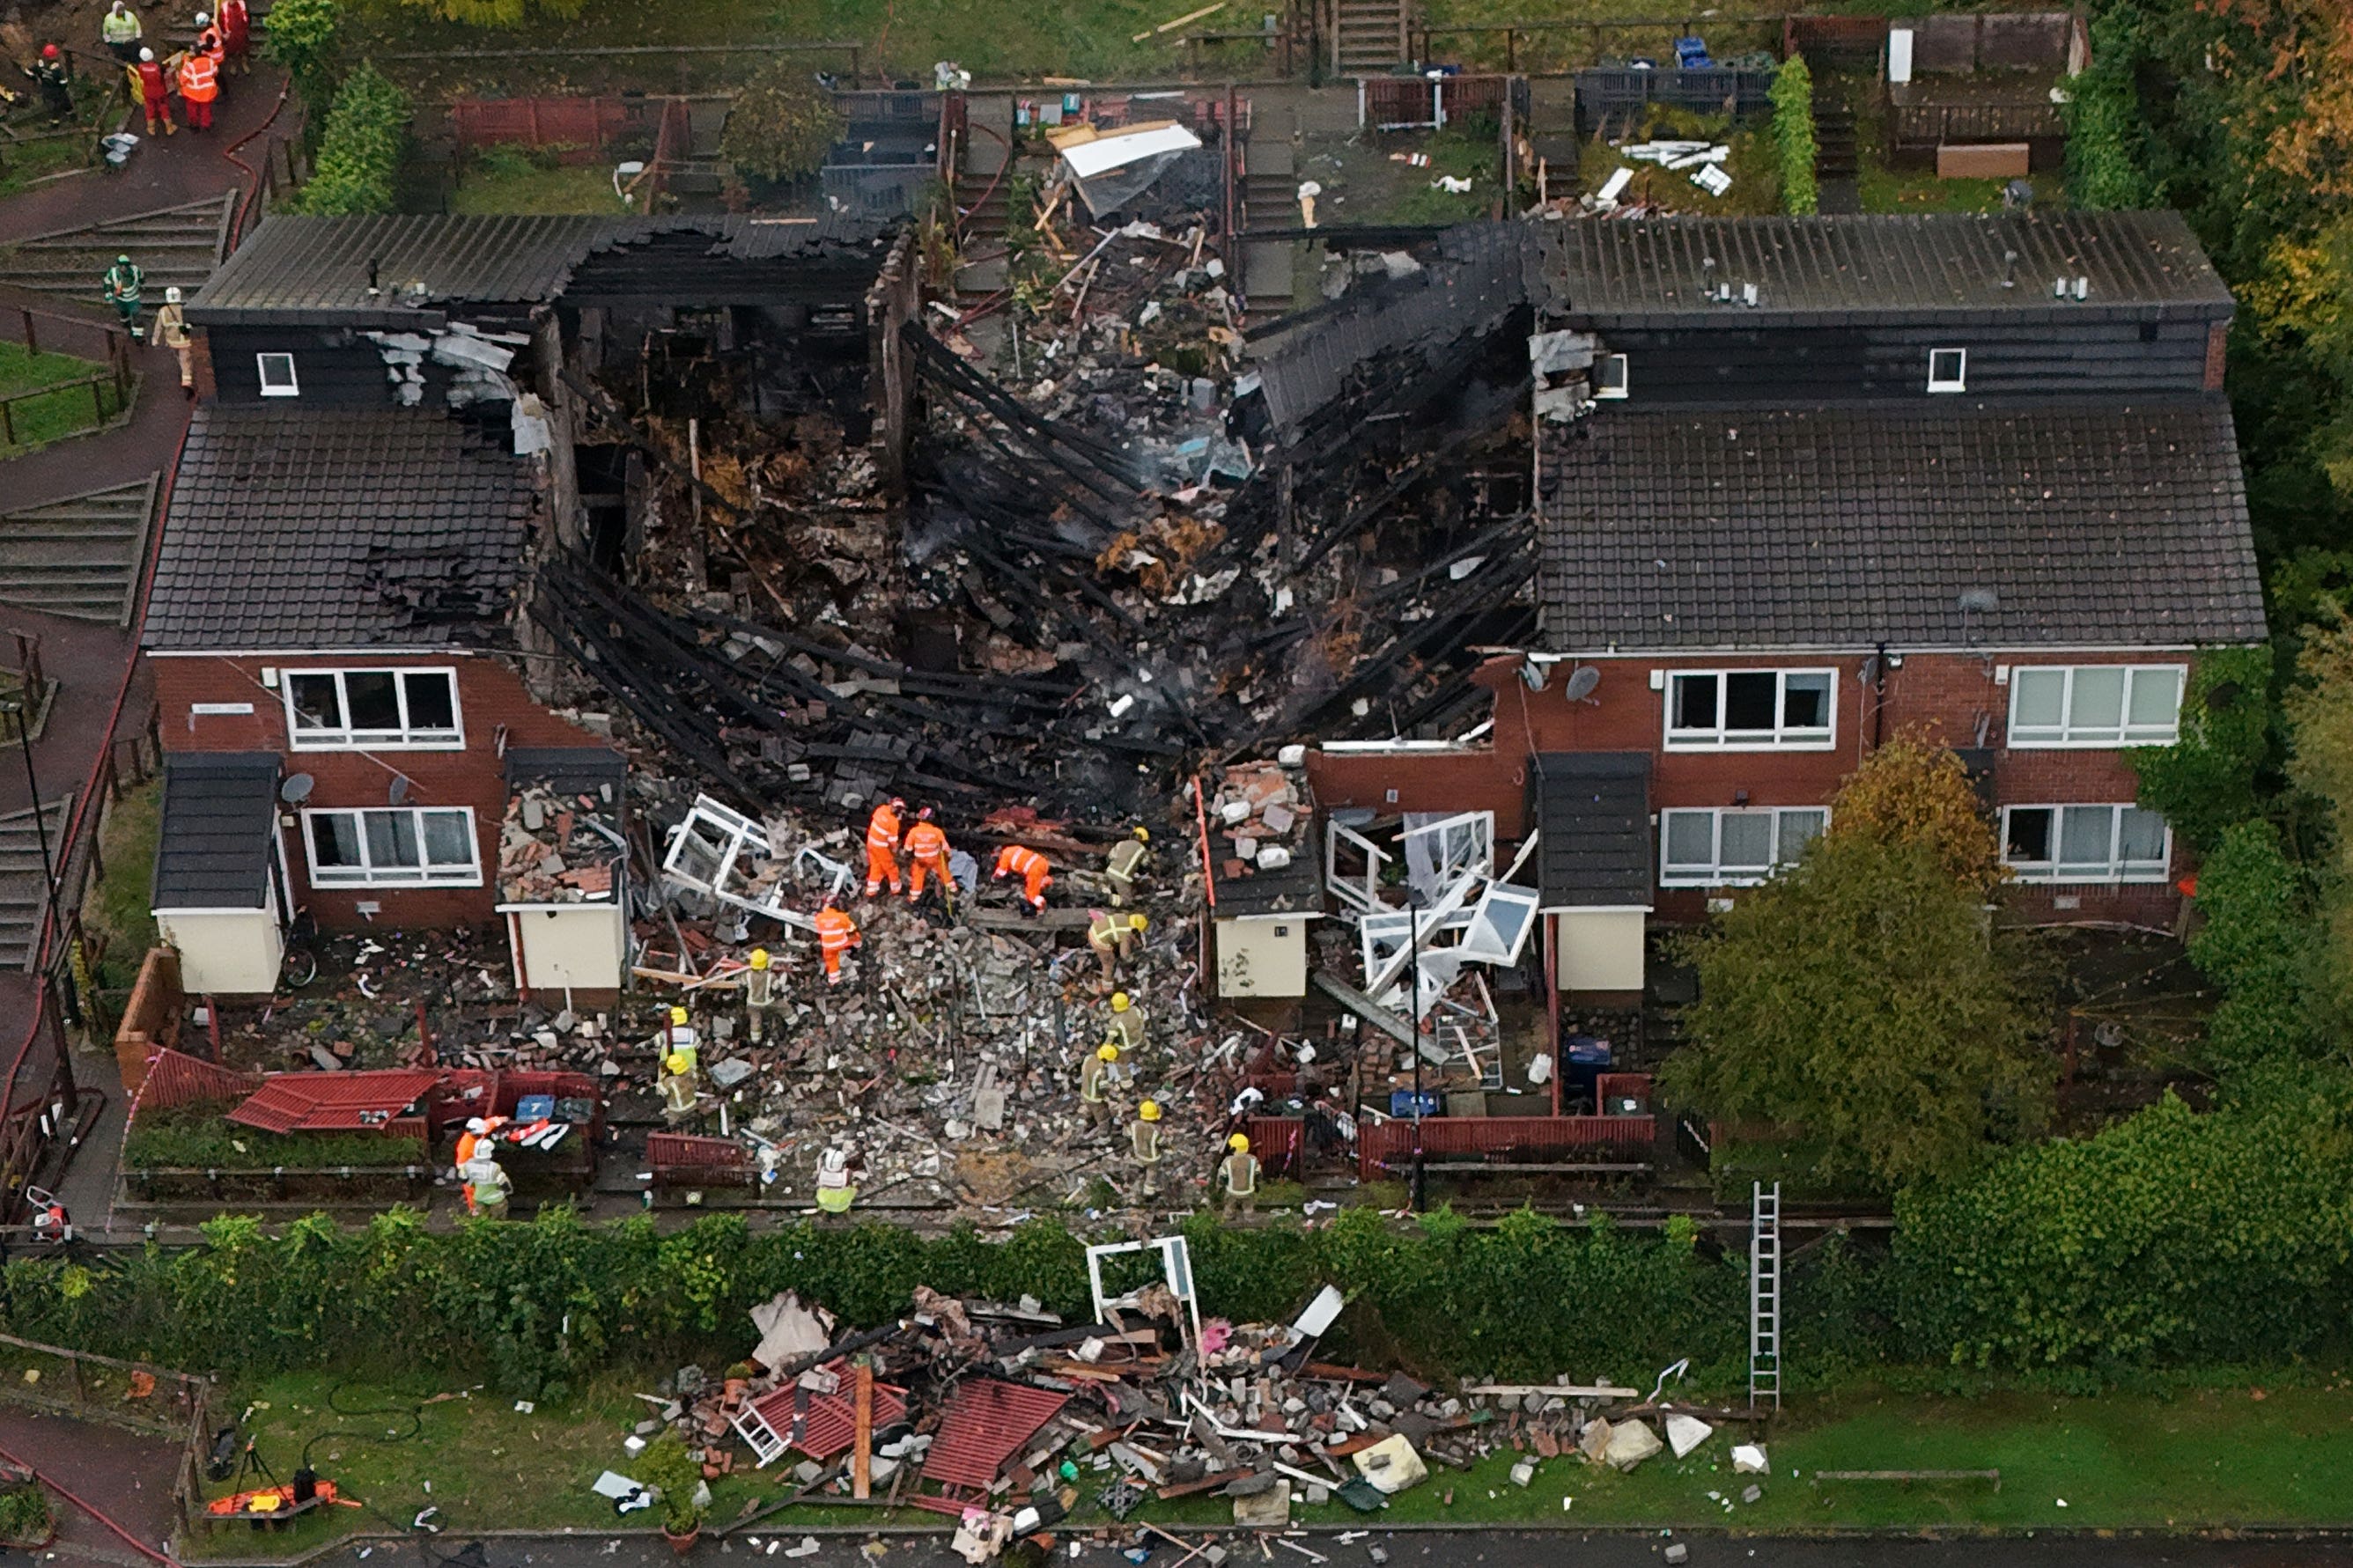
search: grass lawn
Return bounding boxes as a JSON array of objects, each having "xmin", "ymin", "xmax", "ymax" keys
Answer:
[
  {"xmin": 451, "ymin": 153, "xmax": 631, "ymax": 216},
  {"xmin": 181, "ymin": 1370, "xmax": 2353, "ymax": 1554},
  {"xmin": 0, "ymin": 131, "xmax": 94, "ymax": 204},
  {"xmin": 87, "ymin": 777, "xmax": 159, "ymax": 997},
  {"xmin": 0, "ymin": 341, "xmax": 129, "ymax": 453}
]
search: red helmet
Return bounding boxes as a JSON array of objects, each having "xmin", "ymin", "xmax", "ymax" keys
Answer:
[{"xmin": 42, "ymin": 43, "xmax": 58, "ymax": 56}]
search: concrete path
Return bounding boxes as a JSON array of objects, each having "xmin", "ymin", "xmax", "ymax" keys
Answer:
[{"xmin": 0, "ymin": 1403, "xmax": 181, "ymax": 1566}]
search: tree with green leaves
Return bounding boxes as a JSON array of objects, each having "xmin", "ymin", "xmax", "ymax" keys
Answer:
[
  {"xmin": 2187, "ymin": 819, "xmax": 2330, "ymax": 1069},
  {"xmin": 721, "ymin": 63, "xmax": 846, "ymax": 187},
  {"xmin": 286, "ymin": 63, "xmax": 411, "ymax": 217},
  {"xmin": 2131, "ymin": 644, "xmax": 2277, "ymax": 855},
  {"xmin": 259, "ymin": 0, "xmax": 341, "ymax": 121},
  {"xmin": 1657, "ymin": 744, "xmax": 2052, "ymax": 1192}
]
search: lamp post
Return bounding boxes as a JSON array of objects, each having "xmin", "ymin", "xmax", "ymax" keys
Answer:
[{"xmin": 0, "ymin": 697, "xmax": 55, "ymax": 934}]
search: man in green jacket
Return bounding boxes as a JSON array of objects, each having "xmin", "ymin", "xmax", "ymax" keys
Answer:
[
  {"xmin": 101, "ymin": 254, "xmax": 144, "ymax": 340},
  {"xmin": 100, "ymin": 2, "xmax": 141, "ymax": 63}
]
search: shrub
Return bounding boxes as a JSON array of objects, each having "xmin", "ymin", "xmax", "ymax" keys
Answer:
[
  {"xmin": 388, "ymin": 0, "xmax": 581, "ymax": 27},
  {"xmin": 721, "ymin": 62, "xmax": 845, "ymax": 186},
  {"xmin": 2189, "ymin": 819, "xmax": 2330, "ymax": 1068},
  {"xmin": 122, "ymin": 1102, "xmax": 424, "ymax": 1170},
  {"xmin": 287, "ymin": 63, "xmax": 411, "ymax": 217},
  {"xmin": 2131, "ymin": 644, "xmax": 2277, "ymax": 855},
  {"xmin": 260, "ymin": 0, "xmax": 341, "ymax": 121},
  {"xmin": 2063, "ymin": 11, "xmax": 2153, "ymax": 210},
  {"xmin": 1769, "ymin": 53, "xmax": 1818, "ymax": 216}
]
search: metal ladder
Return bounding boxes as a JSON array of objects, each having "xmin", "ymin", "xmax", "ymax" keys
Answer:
[{"xmin": 1749, "ymin": 1180, "xmax": 1782, "ymax": 1412}]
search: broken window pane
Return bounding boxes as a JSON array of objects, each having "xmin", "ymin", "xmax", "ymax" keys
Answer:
[
  {"xmin": 1670, "ymin": 674, "xmax": 1717, "ymax": 731},
  {"xmin": 403, "ymin": 671, "xmax": 458, "ymax": 734},
  {"xmin": 1775, "ymin": 809, "xmax": 1826, "ymax": 863},
  {"xmin": 2118, "ymin": 807, "xmax": 2168, "ymax": 865},
  {"xmin": 1722, "ymin": 673, "xmax": 1777, "ymax": 732},
  {"xmin": 2069, "ymin": 668, "xmax": 2127, "ymax": 736},
  {"xmin": 289, "ymin": 674, "xmax": 342, "ymax": 732},
  {"xmin": 309, "ymin": 812, "xmax": 361, "ymax": 869},
  {"xmin": 365, "ymin": 809, "xmax": 421, "ymax": 870},
  {"xmin": 2010, "ymin": 669, "xmax": 2065, "ymax": 733},
  {"xmin": 1663, "ymin": 810, "xmax": 1712, "ymax": 866},
  {"xmin": 2006, "ymin": 807, "xmax": 2053, "ymax": 863},
  {"xmin": 422, "ymin": 810, "xmax": 474, "ymax": 867},
  {"xmin": 1719, "ymin": 813, "xmax": 1772, "ymax": 869},
  {"xmin": 345, "ymin": 672, "xmax": 402, "ymax": 733},
  {"xmin": 1781, "ymin": 673, "xmax": 1832, "ymax": 731},
  {"xmin": 2058, "ymin": 805, "xmax": 2113, "ymax": 872}
]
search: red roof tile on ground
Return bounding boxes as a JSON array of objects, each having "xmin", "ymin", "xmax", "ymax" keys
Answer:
[
  {"xmin": 921, "ymin": 1380, "xmax": 1070, "ymax": 1493},
  {"xmin": 227, "ymin": 1070, "xmax": 445, "ymax": 1134},
  {"xmin": 744, "ymin": 1372, "xmax": 909, "ymax": 1462}
]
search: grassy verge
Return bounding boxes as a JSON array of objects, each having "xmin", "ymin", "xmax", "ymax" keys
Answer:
[
  {"xmin": 87, "ymin": 777, "xmax": 159, "ymax": 997},
  {"xmin": 0, "ymin": 132, "xmax": 94, "ymax": 203},
  {"xmin": 123, "ymin": 1102, "xmax": 428, "ymax": 1170},
  {"xmin": 0, "ymin": 342, "xmax": 129, "ymax": 453},
  {"xmin": 184, "ymin": 1370, "xmax": 2353, "ymax": 1556}
]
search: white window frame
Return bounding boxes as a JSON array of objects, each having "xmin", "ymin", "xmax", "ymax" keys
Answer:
[
  {"xmin": 2001, "ymin": 804, "xmax": 2172, "ymax": 884},
  {"xmin": 301, "ymin": 806, "xmax": 481, "ymax": 888},
  {"xmin": 2005, "ymin": 664, "xmax": 2186, "ymax": 748},
  {"xmin": 1663, "ymin": 668, "xmax": 1838, "ymax": 751},
  {"xmin": 1594, "ymin": 352, "xmax": 1629, "ymax": 399},
  {"xmin": 1659, "ymin": 806, "xmax": 1826, "ymax": 887},
  {"xmin": 256, "ymin": 352, "xmax": 299, "ymax": 397},
  {"xmin": 284, "ymin": 667, "xmax": 465, "ymax": 751},
  {"xmin": 1927, "ymin": 347, "xmax": 1966, "ymax": 393}
]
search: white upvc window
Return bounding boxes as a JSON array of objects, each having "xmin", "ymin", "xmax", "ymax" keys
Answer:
[
  {"xmin": 257, "ymin": 352, "xmax": 299, "ymax": 396},
  {"xmin": 2002, "ymin": 804, "xmax": 2172, "ymax": 884},
  {"xmin": 1594, "ymin": 352, "xmax": 1629, "ymax": 399},
  {"xmin": 1660, "ymin": 806, "xmax": 1826, "ymax": 887},
  {"xmin": 2006, "ymin": 664, "xmax": 2184, "ymax": 747},
  {"xmin": 284, "ymin": 667, "xmax": 463, "ymax": 750},
  {"xmin": 303, "ymin": 806, "xmax": 480, "ymax": 887},
  {"xmin": 1663, "ymin": 669, "xmax": 1836, "ymax": 749},
  {"xmin": 1927, "ymin": 347, "xmax": 1966, "ymax": 393}
]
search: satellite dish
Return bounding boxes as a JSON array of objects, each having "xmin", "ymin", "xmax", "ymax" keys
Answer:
[
  {"xmin": 1519, "ymin": 660, "xmax": 1546, "ymax": 692},
  {"xmin": 388, "ymin": 774, "xmax": 410, "ymax": 806},
  {"xmin": 1562, "ymin": 665, "xmax": 1602, "ymax": 703},
  {"xmin": 1859, "ymin": 655, "xmax": 1882, "ymax": 684},
  {"xmin": 279, "ymin": 773, "xmax": 314, "ymax": 804}
]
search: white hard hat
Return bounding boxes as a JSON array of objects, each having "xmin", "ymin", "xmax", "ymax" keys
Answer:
[
  {"xmin": 139, "ymin": 47, "xmax": 153, "ymax": 60},
  {"xmin": 466, "ymin": 1117, "xmax": 489, "ymax": 1134},
  {"xmin": 166, "ymin": 286, "xmax": 182, "ymax": 304}
]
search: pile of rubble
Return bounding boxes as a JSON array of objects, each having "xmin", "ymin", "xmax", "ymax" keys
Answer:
[
  {"xmin": 603, "ymin": 1276, "xmax": 1758, "ymax": 1557},
  {"xmin": 498, "ymin": 778, "xmax": 627, "ymax": 904}
]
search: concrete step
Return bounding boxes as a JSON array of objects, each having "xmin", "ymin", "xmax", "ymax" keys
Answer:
[{"xmin": 0, "ymin": 475, "xmax": 158, "ymax": 625}]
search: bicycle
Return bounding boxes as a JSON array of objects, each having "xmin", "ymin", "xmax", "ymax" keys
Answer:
[{"xmin": 279, "ymin": 906, "xmax": 319, "ymax": 990}]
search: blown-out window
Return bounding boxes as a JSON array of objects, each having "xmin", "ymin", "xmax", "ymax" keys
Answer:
[
  {"xmin": 2003, "ymin": 805, "xmax": 2171, "ymax": 883},
  {"xmin": 1664, "ymin": 669, "xmax": 1835, "ymax": 749},
  {"xmin": 285, "ymin": 668, "xmax": 462, "ymax": 749},
  {"xmin": 304, "ymin": 807, "xmax": 479, "ymax": 887}
]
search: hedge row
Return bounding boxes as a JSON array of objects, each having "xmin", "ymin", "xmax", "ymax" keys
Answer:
[
  {"xmin": 286, "ymin": 61, "xmax": 410, "ymax": 217},
  {"xmin": 1769, "ymin": 54, "xmax": 1818, "ymax": 216},
  {"xmin": 0, "ymin": 1208, "xmax": 1744, "ymax": 1398},
  {"xmin": 2062, "ymin": 11, "xmax": 2152, "ymax": 210}
]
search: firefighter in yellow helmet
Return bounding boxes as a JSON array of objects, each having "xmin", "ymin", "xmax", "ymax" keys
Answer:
[
  {"xmin": 744, "ymin": 946, "xmax": 778, "ymax": 1043},
  {"xmin": 1105, "ymin": 825, "xmax": 1151, "ymax": 907},
  {"xmin": 1219, "ymin": 1131, "xmax": 1259, "ymax": 1219},
  {"xmin": 1105, "ymin": 990, "xmax": 1145, "ymax": 1054},
  {"xmin": 1081, "ymin": 1042, "xmax": 1119, "ymax": 1130},
  {"xmin": 1087, "ymin": 907, "xmax": 1146, "ymax": 988},
  {"xmin": 1129, "ymin": 1097, "xmax": 1164, "ymax": 1198}
]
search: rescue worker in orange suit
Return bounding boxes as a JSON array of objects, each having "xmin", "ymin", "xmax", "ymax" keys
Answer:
[
  {"xmin": 454, "ymin": 1115, "xmax": 508, "ymax": 1170},
  {"xmin": 218, "ymin": 0, "xmax": 251, "ymax": 73},
  {"xmin": 192, "ymin": 10, "xmax": 225, "ymax": 60},
  {"xmin": 815, "ymin": 898, "xmax": 861, "ymax": 986},
  {"xmin": 904, "ymin": 806, "xmax": 951, "ymax": 905},
  {"xmin": 175, "ymin": 42, "xmax": 218, "ymax": 131},
  {"xmin": 992, "ymin": 843, "xmax": 1052, "ymax": 915},
  {"xmin": 124, "ymin": 47, "xmax": 171, "ymax": 136},
  {"xmin": 864, "ymin": 796, "xmax": 905, "ymax": 897}
]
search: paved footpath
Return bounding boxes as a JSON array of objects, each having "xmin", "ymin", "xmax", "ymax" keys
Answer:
[{"xmin": 0, "ymin": 1403, "xmax": 180, "ymax": 1566}]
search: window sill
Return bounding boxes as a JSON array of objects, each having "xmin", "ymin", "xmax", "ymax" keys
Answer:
[
  {"xmin": 2003, "ymin": 871, "xmax": 2172, "ymax": 886},
  {"xmin": 289, "ymin": 737, "xmax": 468, "ymax": 752},
  {"xmin": 1663, "ymin": 734, "xmax": 1836, "ymax": 751},
  {"xmin": 310, "ymin": 876, "xmax": 483, "ymax": 890},
  {"xmin": 1661, "ymin": 872, "xmax": 1776, "ymax": 888}
]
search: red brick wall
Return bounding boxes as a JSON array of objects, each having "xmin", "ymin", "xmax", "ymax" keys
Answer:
[
  {"xmin": 151, "ymin": 651, "xmax": 601, "ymax": 930},
  {"xmin": 1314, "ymin": 647, "xmax": 2204, "ymax": 924}
]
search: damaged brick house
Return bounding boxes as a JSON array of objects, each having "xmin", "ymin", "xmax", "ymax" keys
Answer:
[
  {"xmin": 143, "ymin": 214, "xmax": 917, "ymax": 998},
  {"xmin": 1309, "ymin": 211, "xmax": 2265, "ymax": 1002}
]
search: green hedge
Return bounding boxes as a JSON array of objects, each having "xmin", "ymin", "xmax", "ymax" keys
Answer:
[
  {"xmin": 2063, "ymin": 11, "xmax": 2152, "ymax": 210},
  {"xmin": 1770, "ymin": 53, "xmax": 1818, "ymax": 216},
  {"xmin": 287, "ymin": 61, "xmax": 410, "ymax": 217},
  {"xmin": 0, "ymin": 1208, "xmax": 1738, "ymax": 1399},
  {"xmin": 1892, "ymin": 1078, "xmax": 2353, "ymax": 1371}
]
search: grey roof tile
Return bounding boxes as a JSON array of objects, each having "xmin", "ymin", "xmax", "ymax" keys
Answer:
[
  {"xmin": 152, "ymin": 753, "xmax": 281, "ymax": 910},
  {"xmin": 144, "ymin": 406, "xmax": 536, "ymax": 651},
  {"xmin": 1536, "ymin": 397, "xmax": 2266, "ymax": 652},
  {"xmin": 1530, "ymin": 752, "xmax": 1651, "ymax": 908}
]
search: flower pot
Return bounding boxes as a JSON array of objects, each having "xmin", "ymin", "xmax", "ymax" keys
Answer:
[{"xmin": 663, "ymin": 1522, "xmax": 700, "ymax": 1555}]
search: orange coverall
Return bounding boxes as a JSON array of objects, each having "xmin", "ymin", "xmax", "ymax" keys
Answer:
[
  {"xmin": 904, "ymin": 820, "xmax": 951, "ymax": 901},
  {"xmin": 992, "ymin": 844, "xmax": 1052, "ymax": 909},
  {"xmin": 815, "ymin": 906, "xmax": 861, "ymax": 984},
  {"xmin": 864, "ymin": 801, "xmax": 904, "ymax": 895}
]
